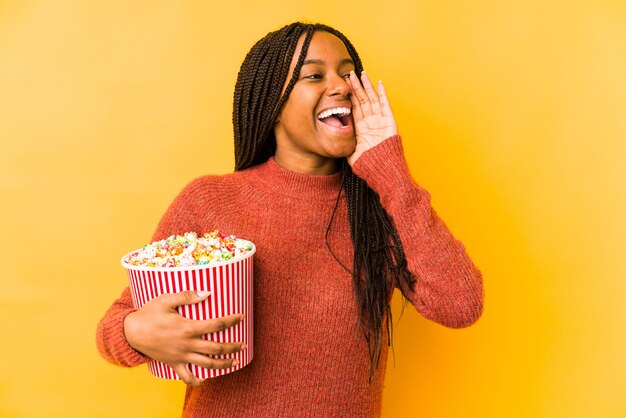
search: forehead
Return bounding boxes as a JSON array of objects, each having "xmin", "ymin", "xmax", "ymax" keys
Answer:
[{"xmin": 289, "ymin": 31, "xmax": 352, "ymax": 72}]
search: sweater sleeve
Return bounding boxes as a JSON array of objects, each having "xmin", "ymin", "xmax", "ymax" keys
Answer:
[
  {"xmin": 95, "ymin": 178, "xmax": 207, "ymax": 367},
  {"xmin": 95, "ymin": 287, "xmax": 151, "ymax": 367},
  {"xmin": 350, "ymin": 135, "xmax": 484, "ymax": 328}
]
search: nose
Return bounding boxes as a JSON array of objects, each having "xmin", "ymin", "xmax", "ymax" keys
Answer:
[{"xmin": 327, "ymin": 72, "xmax": 350, "ymax": 97}]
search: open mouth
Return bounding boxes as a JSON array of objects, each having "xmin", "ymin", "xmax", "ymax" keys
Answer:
[{"xmin": 317, "ymin": 107, "xmax": 352, "ymax": 129}]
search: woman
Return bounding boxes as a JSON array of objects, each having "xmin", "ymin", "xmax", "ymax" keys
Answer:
[{"xmin": 97, "ymin": 22, "xmax": 484, "ymax": 417}]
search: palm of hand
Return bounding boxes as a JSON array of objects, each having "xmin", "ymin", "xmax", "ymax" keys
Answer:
[
  {"xmin": 346, "ymin": 70, "xmax": 398, "ymax": 166},
  {"xmin": 349, "ymin": 113, "xmax": 398, "ymax": 165}
]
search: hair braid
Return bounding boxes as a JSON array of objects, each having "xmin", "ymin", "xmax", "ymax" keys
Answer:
[{"xmin": 232, "ymin": 22, "xmax": 416, "ymax": 383}]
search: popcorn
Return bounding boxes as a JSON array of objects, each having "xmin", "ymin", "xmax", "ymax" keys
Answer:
[{"xmin": 123, "ymin": 231, "xmax": 254, "ymax": 268}]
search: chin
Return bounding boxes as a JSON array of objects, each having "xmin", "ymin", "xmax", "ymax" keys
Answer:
[{"xmin": 325, "ymin": 140, "xmax": 356, "ymax": 158}]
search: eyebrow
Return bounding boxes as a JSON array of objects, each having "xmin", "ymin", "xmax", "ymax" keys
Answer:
[{"xmin": 302, "ymin": 58, "xmax": 355, "ymax": 67}]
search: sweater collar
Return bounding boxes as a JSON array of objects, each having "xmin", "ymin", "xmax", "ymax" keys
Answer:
[{"xmin": 251, "ymin": 157, "xmax": 343, "ymax": 200}]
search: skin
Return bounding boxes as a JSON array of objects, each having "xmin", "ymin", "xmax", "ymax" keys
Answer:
[
  {"xmin": 274, "ymin": 31, "xmax": 398, "ymax": 175},
  {"xmin": 123, "ymin": 29, "xmax": 399, "ymax": 387}
]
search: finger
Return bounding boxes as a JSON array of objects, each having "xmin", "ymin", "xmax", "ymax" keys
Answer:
[
  {"xmin": 188, "ymin": 353, "xmax": 240, "ymax": 370},
  {"xmin": 360, "ymin": 71, "xmax": 382, "ymax": 115},
  {"xmin": 157, "ymin": 290, "xmax": 211, "ymax": 310},
  {"xmin": 174, "ymin": 363, "xmax": 204, "ymax": 387},
  {"xmin": 348, "ymin": 71, "xmax": 364, "ymax": 122},
  {"xmin": 349, "ymin": 88, "xmax": 363, "ymax": 122},
  {"xmin": 377, "ymin": 79, "xmax": 395, "ymax": 119},
  {"xmin": 191, "ymin": 339, "xmax": 247, "ymax": 356},
  {"xmin": 190, "ymin": 313, "xmax": 244, "ymax": 337},
  {"xmin": 348, "ymin": 70, "xmax": 373, "ymax": 117}
]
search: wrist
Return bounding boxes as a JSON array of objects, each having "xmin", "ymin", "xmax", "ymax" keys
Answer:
[{"xmin": 123, "ymin": 310, "xmax": 144, "ymax": 354}]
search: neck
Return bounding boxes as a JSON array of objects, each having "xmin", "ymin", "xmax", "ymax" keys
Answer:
[{"xmin": 273, "ymin": 147, "xmax": 339, "ymax": 175}]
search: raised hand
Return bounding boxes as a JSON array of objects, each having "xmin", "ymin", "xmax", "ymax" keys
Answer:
[{"xmin": 346, "ymin": 70, "xmax": 398, "ymax": 165}]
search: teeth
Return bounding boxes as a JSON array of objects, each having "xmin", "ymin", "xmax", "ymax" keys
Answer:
[{"xmin": 317, "ymin": 107, "xmax": 351, "ymax": 120}]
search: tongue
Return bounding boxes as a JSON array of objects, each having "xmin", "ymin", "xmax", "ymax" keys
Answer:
[{"xmin": 319, "ymin": 115, "xmax": 344, "ymax": 128}]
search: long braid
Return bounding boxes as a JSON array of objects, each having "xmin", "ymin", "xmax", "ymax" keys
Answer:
[{"xmin": 232, "ymin": 22, "xmax": 416, "ymax": 383}]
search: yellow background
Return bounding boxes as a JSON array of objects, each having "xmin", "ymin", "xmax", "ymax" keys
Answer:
[{"xmin": 1, "ymin": 1, "xmax": 624, "ymax": 417}]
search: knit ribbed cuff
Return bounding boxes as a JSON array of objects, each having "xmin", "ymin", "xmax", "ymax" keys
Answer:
[{"xmin": 112, "ymin": 308, "xmax": 152, "ymax": 366}]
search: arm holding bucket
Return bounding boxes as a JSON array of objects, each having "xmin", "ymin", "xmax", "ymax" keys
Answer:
[
  {"xmin": 96, "ymin": 288, "xmax": 245, "ymax": 386},
  {"xmin": 96, "ymin": 178, "xmax": 247, "ymax": 386}
]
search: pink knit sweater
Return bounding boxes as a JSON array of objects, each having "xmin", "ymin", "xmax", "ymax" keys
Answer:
[{"xmin": 96, "ymin": 135, "xmax": 484, "ymax": 417}]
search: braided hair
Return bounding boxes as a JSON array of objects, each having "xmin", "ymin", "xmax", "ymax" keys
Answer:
[{"xmin": 232, "ymin": 22, "xmax": 416, "ymax": 383}]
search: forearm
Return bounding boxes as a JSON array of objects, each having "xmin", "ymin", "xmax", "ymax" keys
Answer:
[{"xmin": 351, "ymin": 135, "xmax": 484, "ymax": 328}]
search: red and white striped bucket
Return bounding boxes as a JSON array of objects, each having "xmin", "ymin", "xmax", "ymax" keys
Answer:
[{"xmin": 121, "ymin": 247, "xmax": 255, "ymax": 380}]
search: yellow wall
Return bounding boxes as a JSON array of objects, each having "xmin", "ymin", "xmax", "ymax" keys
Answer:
[{"xmin": 1, "ymin": 1, "xmax": 624, "ymax": 417}]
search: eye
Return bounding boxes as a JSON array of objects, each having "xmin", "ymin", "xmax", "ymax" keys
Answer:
[
  {"xmin": 342, "ymin": 74, "xmax": 351, "ymax": 80},
  {"xmin": 304, "ymin": 74, "xmax": 322, "ymax": 80}
]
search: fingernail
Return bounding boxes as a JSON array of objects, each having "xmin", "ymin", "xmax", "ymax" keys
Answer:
[
  {"xmin": 240, "ymin": 313, "xmax": 246, "ymax": 321},
  {"xmin": 197, "ymin": 290, "xmax": 210, "ymax": 297},
  {"xmin": 241, "ymin": 343, "xmax": 247, "ymax": 350},
  {"xmin": 361, "ymin": 70, "xmax": 366, "ymax": 75},
  {"xmin": 232, "ymin": 358, "xmax": 240, "ymax": 366}
]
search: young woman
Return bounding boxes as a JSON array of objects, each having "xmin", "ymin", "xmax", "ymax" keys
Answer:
[{"xmin": 97, "ymin": 22, "xmax": 484, "ymax": 417}]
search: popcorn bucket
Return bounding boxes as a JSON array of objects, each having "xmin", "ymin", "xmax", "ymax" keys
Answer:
[{"xmin": 121, "ymin": 246, "xmax": 255, "ymax": 380}]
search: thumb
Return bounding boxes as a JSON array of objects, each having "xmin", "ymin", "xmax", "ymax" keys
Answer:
[{"xmin": 158, "ymin": 290, "xmax": 211, "ymax": 309}]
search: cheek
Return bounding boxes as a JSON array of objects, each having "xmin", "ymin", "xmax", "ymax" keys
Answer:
[
  {"xmin": 287, "ymin": 88, "xmax": 318, "ymax": 114},
  {"xmin": 277, "ymin": 87, "xmax": 321, "ymax": 131},
  {"xmin": 283, "ymin": 107, "xmax": 314, "ymax": 131}
]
